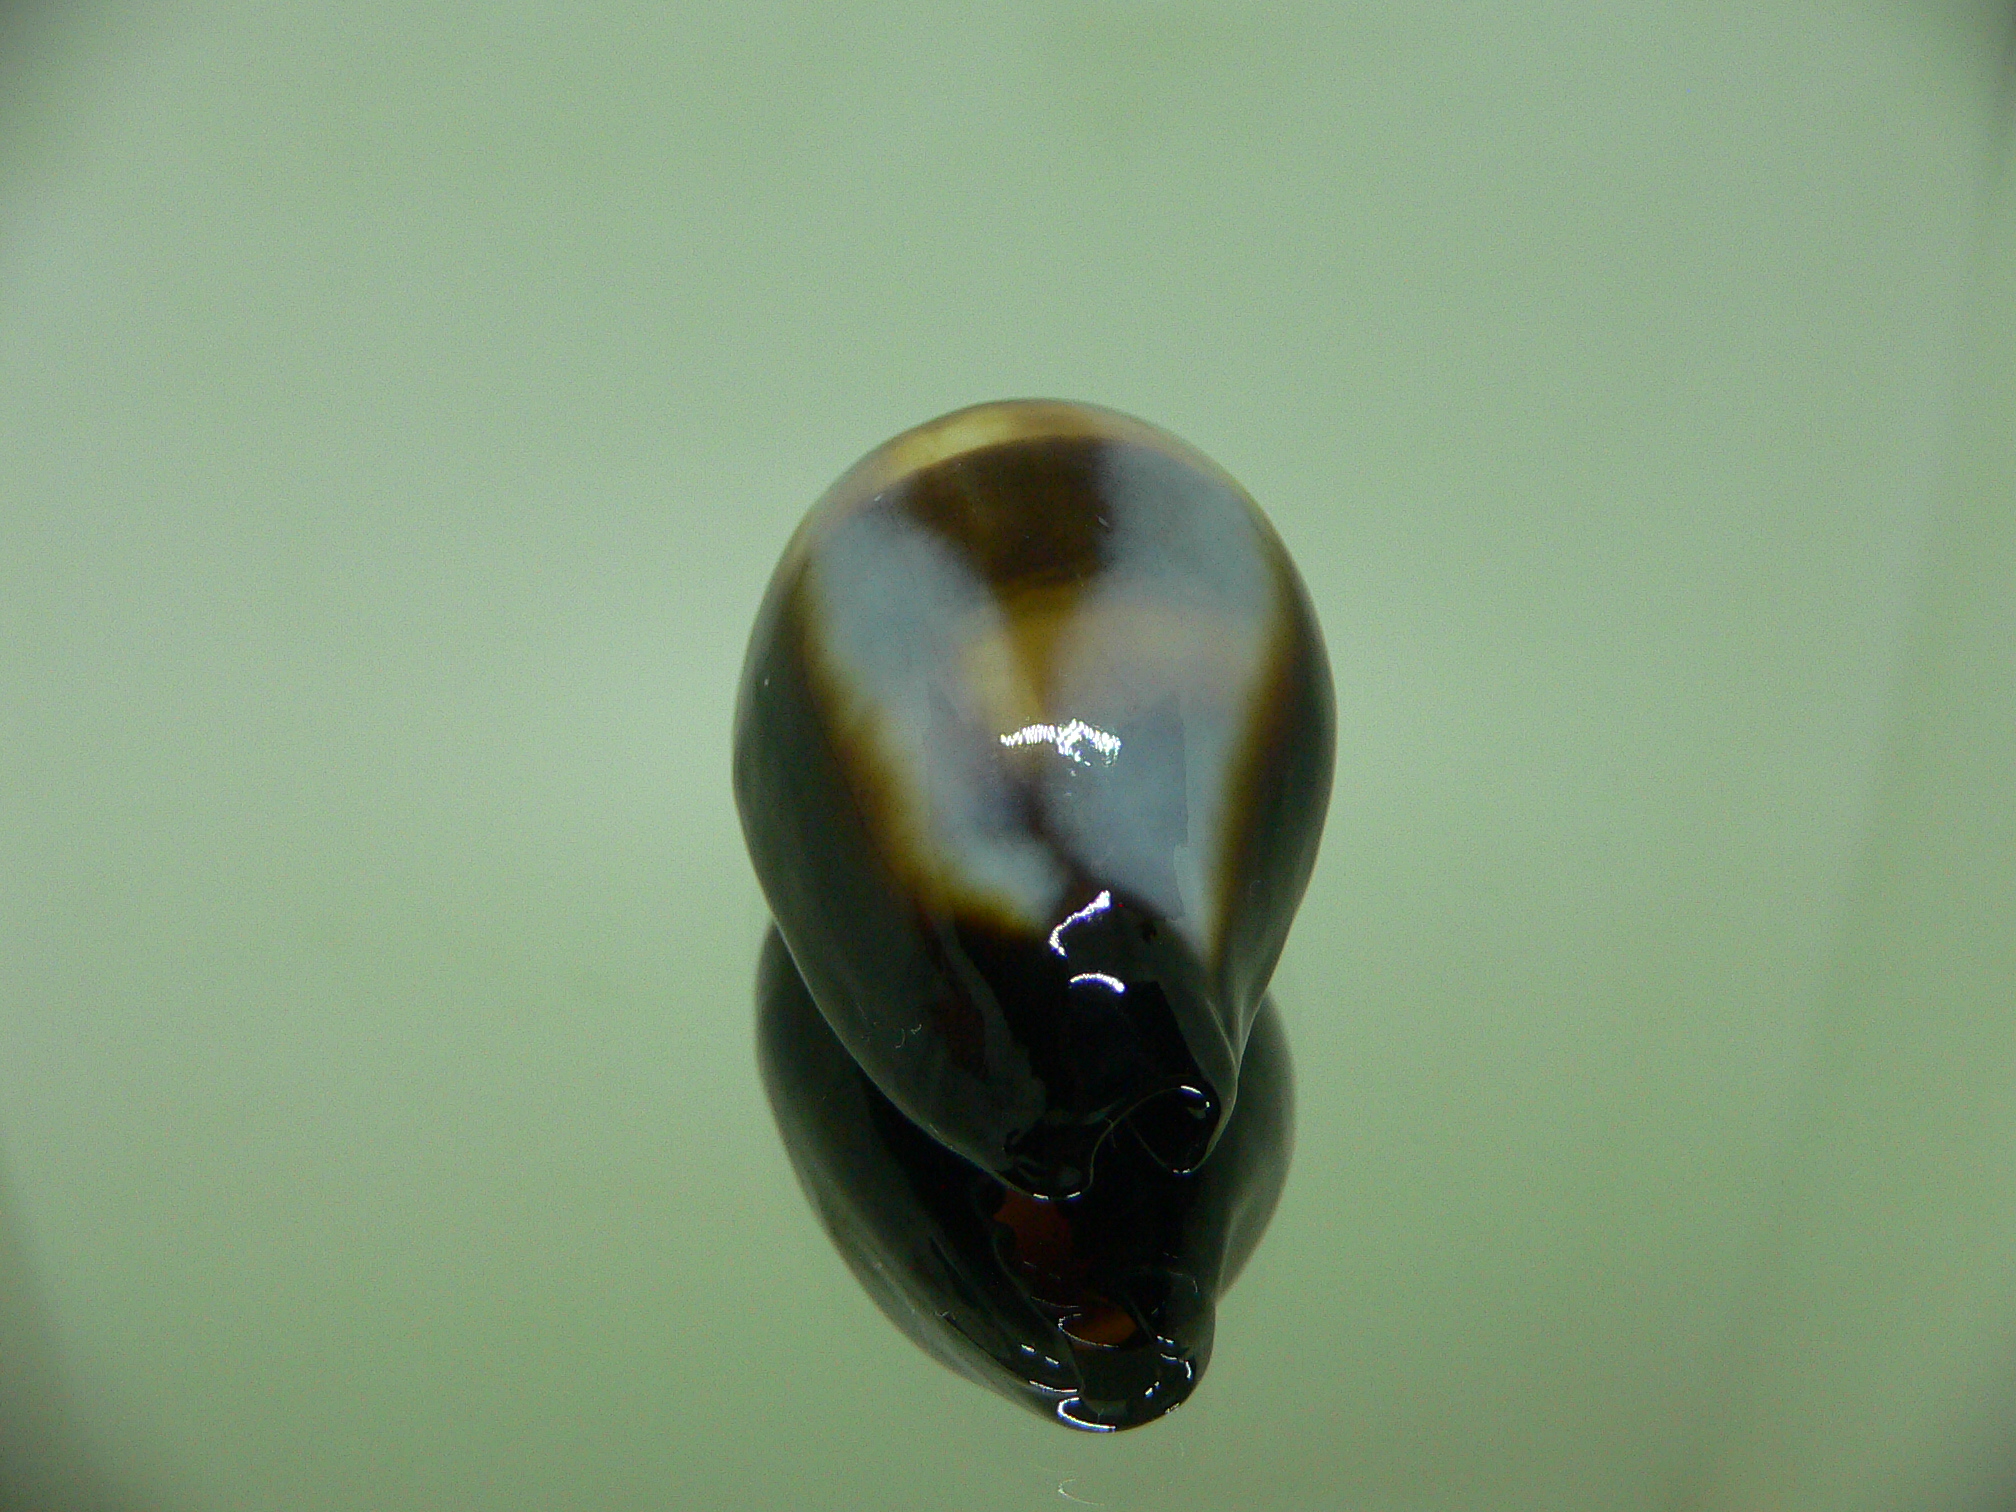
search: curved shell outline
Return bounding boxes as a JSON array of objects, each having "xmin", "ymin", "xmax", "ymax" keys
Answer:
[
  {"xmin": 735, "ymin": 399, "xmax": 1333, "ymax": 1199},
  {"xmin": 755, "ymin": 926, "xmax": 1294, "ymax": 1431}
]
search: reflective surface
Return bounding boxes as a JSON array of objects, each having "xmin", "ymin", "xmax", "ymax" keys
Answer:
[
  {"xmin": 735, "ymin": 402, "xmax": 1325, "ymax": 1427},
  {"xmin": 756, "ymin": 927, "xmax": 1291, "ymax": 1431},
  {"xmin": 2, "ymin": 3, "xmax": 2013, "ymax": 1508},
  {"xmin": 734, "ymin": 402, "xmax": 1329, "ymax": 1199}
]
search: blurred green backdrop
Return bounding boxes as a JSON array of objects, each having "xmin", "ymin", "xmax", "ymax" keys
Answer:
[{"xmin": 4, "ymin": 3, "xmax": 2015, "ymax": 1510}]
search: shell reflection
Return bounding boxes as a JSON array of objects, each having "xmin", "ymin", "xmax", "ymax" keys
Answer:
[
  {"xmin": 756, "ymin": 926, "xmax": 1292, "ymax": 1430},
  {"xmin": 735, "ymin": 400, "xmax": 1332, "ymax": 1428}
]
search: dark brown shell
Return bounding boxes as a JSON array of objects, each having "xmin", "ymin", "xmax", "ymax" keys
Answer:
[
  {"xmin": 734, "ymin": 400, "xmax": 1332, "ymax": 1201},
  {"xmin": 755, "ymin": 926, "xmax": 1294, "ymax": 1431}
]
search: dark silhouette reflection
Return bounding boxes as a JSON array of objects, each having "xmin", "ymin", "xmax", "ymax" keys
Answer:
[{"xmin": 756, "ymin": 926, "xmax": 1293, "ymax": 1431}]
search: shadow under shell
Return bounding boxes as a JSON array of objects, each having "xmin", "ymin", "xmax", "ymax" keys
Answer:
[{"xmin": 755, "ymin": 926, "xmax": 1294, "ymax": 1432}]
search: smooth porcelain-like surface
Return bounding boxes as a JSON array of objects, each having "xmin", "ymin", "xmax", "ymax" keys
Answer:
[
  {"xmin": 735, "ymin": 400, "xmax": 1330, "ymax": 1429},
  {"xmin": 755, "ymin": 927, "xmax": 1293, "ymax": 1432},
  {"xmin": 734, "ymin": 400, "xmax": 1333, "ymax": 1201}
]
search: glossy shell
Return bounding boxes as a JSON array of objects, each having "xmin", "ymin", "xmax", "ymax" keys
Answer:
[
  {"xmin": 756, "ymin": 926, "xmax": 1293, "ymax": 1431},
  {"xmin": 734, "ymin": 399, "xmax": 1333, "ymax": 1202}
]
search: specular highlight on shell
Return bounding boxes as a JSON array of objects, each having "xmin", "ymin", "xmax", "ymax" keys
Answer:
[{"xmin": 735, "ymin": 399, "xmax": 1333, "ymax": 1429}]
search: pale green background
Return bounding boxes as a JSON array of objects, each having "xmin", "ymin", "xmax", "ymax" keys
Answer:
[{"xmin": 4, "ymin": 4, "xmax": 2015, "ymax": 1510}]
